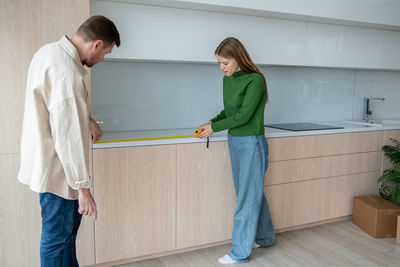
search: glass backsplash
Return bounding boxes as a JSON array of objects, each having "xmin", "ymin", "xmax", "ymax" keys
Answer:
[{"xmin": 92, "ymin": 61, "xmax": 400, "ymax": 132}]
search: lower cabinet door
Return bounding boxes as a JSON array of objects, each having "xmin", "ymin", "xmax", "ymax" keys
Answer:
[
  {"xmin": 266, "ymin": 171, "xmax": 380, "ymax": 230},
  {"xmin": 176, "ymin": 141, "xmax": 236, "ymax": 249},
  {"xmin": 93, "ymin": 145, "xmax": 177, "ymax": 264}
]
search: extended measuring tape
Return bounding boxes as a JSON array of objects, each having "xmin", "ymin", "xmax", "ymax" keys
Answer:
[{"xmin": 95, "ymin": 129, "xmax": 210, "ymax": 147}]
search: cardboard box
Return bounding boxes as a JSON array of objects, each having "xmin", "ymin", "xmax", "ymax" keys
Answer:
[
  {"xmin": 397, "ymin": 216, "xmax": 400, "ymax": 245},
  {"xmin": 352, "ymin": 196, "xmax": 400, "ymax": 238}
]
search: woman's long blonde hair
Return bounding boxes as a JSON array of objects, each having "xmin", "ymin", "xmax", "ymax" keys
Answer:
[{"xmin": 215, "ymin": 37, "xmax": 268, "ymax": 102}]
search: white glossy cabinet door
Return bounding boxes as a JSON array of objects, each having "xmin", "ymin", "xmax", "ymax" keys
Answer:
[
  {"xmin": 92, "ymin": 1, "xmax": 212, "ymax": 62},
  {"xmin": 140, "ymin": 0, "xmax": 400, "ymax": 29},
  {"xmin": 210, "ymin": 12, "xmax": 308, "ymax": 66},
  {"xmin": 92, "ymin": 1, "xmax": 400, "ymax": 69}
]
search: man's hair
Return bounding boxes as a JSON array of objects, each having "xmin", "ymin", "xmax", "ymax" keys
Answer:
[{"xmin": 76, "ymin": 15, "xmax": 120, "ymax": 47}]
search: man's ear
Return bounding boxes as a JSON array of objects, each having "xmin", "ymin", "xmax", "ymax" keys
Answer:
[{"xmin": 93, "ymin": 40, "xmax": 103, "ymax": 50}]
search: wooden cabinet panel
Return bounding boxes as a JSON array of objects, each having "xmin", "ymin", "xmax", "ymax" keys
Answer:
[
  {"xmin": 93, "ymin": 145, "xmax": 176, "ymax": 264},
  {"xmin": 176, "ymin": 141, "xmax": 235, "ymax": 249},
  {"xmin": 265, "ymin": 171, "xmax": 380, "ymax": 230},
  {"xmin": 266, "ymin": 151, "xmax": 382, "ymax": 186},
  {"xmin": 268, "ymin": 131, "xmax": 384, "ymax": 162},
  {"xmin": 0, "ymin": 155, "xmax": 41, "ymax": 267},
  {"xmin": 76, "ymin": 217, "xmax": 95, "ymax": 266},
  {"xmin": 0, "ymin": 0, "xmax": 89, "ymax": 154}
]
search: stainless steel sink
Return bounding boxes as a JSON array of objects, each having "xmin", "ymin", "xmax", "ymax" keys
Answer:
[{"xmin": 344, "ymin": 119, "xmax": 400, "ymax": 127}]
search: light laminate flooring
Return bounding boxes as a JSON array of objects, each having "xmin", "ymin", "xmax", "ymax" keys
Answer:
[{"xmin": 116, "ymin": 220, "xmax": 400, "ymax": 267}]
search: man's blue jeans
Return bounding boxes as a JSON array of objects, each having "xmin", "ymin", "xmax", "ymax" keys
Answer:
[
  {"xmin": 39, "ymin": 192, "xmax": 82, "ymax": 267},
  {"xmin": 228, "ymin": 135, "xmax": 276, "ymax": 262}
]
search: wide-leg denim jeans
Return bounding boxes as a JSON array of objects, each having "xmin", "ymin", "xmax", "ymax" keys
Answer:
[
  {"xmin": 228, "ymin": 134, "xmax": 276, "ymax": 262},
  {"xmin": 39, "ymin": 192, "xmax": 82, "ymax": 267}
]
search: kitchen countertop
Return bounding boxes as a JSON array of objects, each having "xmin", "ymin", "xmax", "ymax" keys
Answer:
[{"xmin": 93, "ymin": 121, "xmax": 400, "ymax": 149}]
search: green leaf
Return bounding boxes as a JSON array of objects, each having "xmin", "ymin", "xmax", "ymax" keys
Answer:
[
  {"xmin": 380, "ymin": 138, "xmax": 400, "ymax": 206},
  {"xmin": 382, "ymin": 138, "xmax": 400, "ymax": 165}
]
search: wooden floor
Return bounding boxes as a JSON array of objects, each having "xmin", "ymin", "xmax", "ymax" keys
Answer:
[{"xmin": 115, "ymin": 220, "xmax": 400, "ymax": 267}]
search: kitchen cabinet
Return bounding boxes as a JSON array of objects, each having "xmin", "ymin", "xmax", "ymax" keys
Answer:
[
  {"xmin": 265, "ymin": 172, "xmax": 380, "ymax": 230},
  {"xmin": 88, "ymin": 129, "xmax": 399, "ymax": 266},
  {"xmin": 267, "ymin": 131, "xmax": 384, "ymax": 161},
  {"xmin": 265, "ymin": 131, "xmax": 384, "ymax": 230},
  {"xmin": 91, "ymin": 1, "xmax": 212, "ymax": 62},
  {"xmin": 106, "ymin": 0, "xmax": 400, "ymax": 30},
  {"xmin": 176, "ymin": 141, "xmax": 235, "ymax": 249},
  {"xmin": 93, "ymin": 0, "xmax": 400, "ymax": 70},
  {"xmin": 93, "ymin": 145, "xmax": 177, "ymax": 264}
]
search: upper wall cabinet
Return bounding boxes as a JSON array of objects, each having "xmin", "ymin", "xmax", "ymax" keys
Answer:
[
  {"xmin": 91, "ymin": 0, "xmax": 400, "ymax": 70},
  {"xmin": 91, "ymin": 1, "xmax": 212, "ymax": 61},
  {"xmin": 97, "ymin": 0, "xmax": 400, "ymax": 30}
]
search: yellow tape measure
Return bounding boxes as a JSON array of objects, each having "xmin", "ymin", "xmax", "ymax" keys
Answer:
[
  {"xmin": 95, "ymin": 129, "xmax": 205, "ymax": 144},
  {"xmin": 95, "ymin": 134, "xmax": 195, "ymax": 143}
]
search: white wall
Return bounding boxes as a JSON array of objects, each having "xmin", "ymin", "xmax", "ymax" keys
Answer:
[{"xmin": 92, "ymin": 0, "xmax": 400, "ymax": 70}]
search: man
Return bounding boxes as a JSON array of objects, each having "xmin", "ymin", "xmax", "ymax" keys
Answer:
[{"xmin": 17, "ymin": 16, "xmax": 120, "ymax": 266}]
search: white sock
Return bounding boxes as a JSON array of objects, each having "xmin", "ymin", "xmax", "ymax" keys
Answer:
[
  {"xmin": 253, "ymin": 242, "xmax": 261, "ymax": 248},
  {"xmin": 218, "ymin": 254, "xmax": 237, "ymax": 264}
]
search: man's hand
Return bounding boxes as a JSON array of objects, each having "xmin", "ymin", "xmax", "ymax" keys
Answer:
[
  {"xmin": 78, "ymin": 188, "xmax": 97, "ymax": 220},
  {"xmin": 89, "ymin": 117, "xmax": 103, "ymax": 143}
]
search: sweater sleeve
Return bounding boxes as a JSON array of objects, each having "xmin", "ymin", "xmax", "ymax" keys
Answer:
[
  {"xmin": 210, "ymin": 109, "xmax": 226, "ymax": 123},
  {"xmin": 211, "ymin": 76, "xmax": 265, "ymax": 132}
]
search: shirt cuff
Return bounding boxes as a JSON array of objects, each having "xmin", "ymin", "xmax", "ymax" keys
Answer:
[{"xmin": 73, "ymin": 176, "xmax": 93, "ymax": 189}]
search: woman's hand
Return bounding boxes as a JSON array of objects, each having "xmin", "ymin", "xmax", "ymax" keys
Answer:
[
  {"xmin": 198, "ymin": 121, "xmax": 211, "ymax": 129},
  {"xmin": 198, "ymin": 123, "xmax": 213, "ymax": 138}
]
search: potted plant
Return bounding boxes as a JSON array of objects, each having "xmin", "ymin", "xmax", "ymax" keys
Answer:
[{"xmin": 379, "ymin": 138, "xmax": 400, "ymax": 206}]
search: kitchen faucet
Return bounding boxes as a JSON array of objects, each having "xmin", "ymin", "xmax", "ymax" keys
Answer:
[{"xmin": 365, "ymin": 97, "xmax": 385, "ymax": 121}]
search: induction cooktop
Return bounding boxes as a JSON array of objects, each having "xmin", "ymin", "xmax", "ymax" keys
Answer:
[{"xmin": 265, "ymin": 122, "xmax": 344, "ymax": 131}]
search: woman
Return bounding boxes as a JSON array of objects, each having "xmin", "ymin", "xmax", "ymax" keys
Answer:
[{"xmin": 198, "ymin": 37, "xmax": 276, "ymax": 264}]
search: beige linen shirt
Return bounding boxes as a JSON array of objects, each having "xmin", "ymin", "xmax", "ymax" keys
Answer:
[{"xmin": 18, "ymin": 36, "xmax": 92, "ymax": 200}]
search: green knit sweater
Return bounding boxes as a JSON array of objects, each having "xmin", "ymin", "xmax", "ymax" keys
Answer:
[{"xmin": 210, "ymin": 71, "xmax": 267, "ymax": 136}]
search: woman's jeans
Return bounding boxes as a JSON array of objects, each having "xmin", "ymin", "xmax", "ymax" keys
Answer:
[
  {"xmin": 39, "ymin": 192, "xmax": 82, "ymax": 267},
  {"xmin": 227, "ymin": 134, "xmax": 276, "ymax": 262}
]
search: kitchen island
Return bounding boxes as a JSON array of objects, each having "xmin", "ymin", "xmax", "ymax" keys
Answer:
[{"xmin": 89, "ymin": 122, "xmax": 400, "ymax": 266}]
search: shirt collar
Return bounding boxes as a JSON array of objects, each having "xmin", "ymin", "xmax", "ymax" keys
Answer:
[{"xmin": 58, "ymin": 35, "xmax": 87, "ymax": 76}]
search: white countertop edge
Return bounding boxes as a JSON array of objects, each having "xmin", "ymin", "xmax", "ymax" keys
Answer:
[
  {"xmin": 264, "ymin": 125, "xmax": 400, "ymax": 138},
  {"xmin": 92, "ymin": 124, "xmax": 400, "ymax": 149}
]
